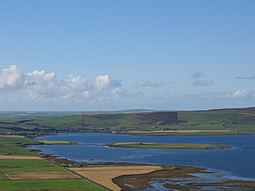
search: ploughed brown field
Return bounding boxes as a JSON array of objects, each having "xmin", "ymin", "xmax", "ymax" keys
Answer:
[
  {"xmin": 6, "ymin": 172, "xmax": 79, "ymax": 180},
  {"xmin": 0, "ymin": 155, "xmax": 42, "ymax": 160},
  {"xmin": 70, "ymin": 165, "xmax": 162, "ymax": 191}
]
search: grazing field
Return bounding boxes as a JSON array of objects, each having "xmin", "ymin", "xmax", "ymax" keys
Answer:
[
  {"xmin": 0, "ymin": 179, "xmax": 106, "ymax": 191},
  {"xmin": 107, "ymin": 142, "xmax": 231, "ymax": 149},
  {"xmin": 70, "ymin": 165, "xmax": 162, "ymax": 191},
  {"xmin": 0, "ymin": 136, "xmax": 37, "ymax": 156},
  {"xmin": 6, "ymin": 172, "xmax": 79, "ymax": 180}
]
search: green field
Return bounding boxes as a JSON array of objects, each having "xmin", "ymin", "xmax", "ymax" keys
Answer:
[
  {"xmin": 0, "ymin": 136, "xmax": 37, "ymax": 156},
  {"xmin": 0, "ymin": 179, "xmax": 106, "ymax": 191},
  {"xmin": 107, "ymin": 142, "xmax": 230, "ymax": 149}
]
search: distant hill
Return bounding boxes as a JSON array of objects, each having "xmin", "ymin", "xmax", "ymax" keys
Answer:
[
  {"xmin": 209, "ymin": 107, "xmax": 255, "ymax": 114},
  {"xmin": 0, "ymin": 107, "xmax": 255, "ymax": 136}
]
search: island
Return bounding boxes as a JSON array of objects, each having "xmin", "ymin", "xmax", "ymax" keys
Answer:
[
  {"xmin": 37, "ymin": 140, "xmax": 78, "ymax": 145},
  {"xmin": 106, "ymin": 142, "xmax": 231, "ymax": 150}
]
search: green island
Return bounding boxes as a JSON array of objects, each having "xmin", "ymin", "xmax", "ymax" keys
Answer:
[
  {"xmin": 106, "ymin": 142, "xmax": 231, "ymax": 149},
  {"xmin": 37, "ymin": 140, "xmax": 77, "ymax": 145}
]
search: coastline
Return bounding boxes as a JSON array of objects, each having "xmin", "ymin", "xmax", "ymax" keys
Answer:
[
  {"xmin": 28, "ymin": 148, "xmax": 255, "ymax": 191},
  {"xmin": 27, "ymin": 133, "xmax": 255, "ymax": 191}
]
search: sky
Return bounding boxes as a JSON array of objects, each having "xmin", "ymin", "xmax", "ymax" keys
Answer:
[{"xmin": 0, "ymin": 0, "xmax": 254, "ymax": 111}]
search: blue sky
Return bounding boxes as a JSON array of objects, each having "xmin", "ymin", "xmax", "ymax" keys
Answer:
[{"xmin": 0, "ymin": 0, "xmax": 254, "ymax": 111}]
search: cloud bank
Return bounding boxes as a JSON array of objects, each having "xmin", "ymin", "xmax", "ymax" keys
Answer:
[{"xmin": 0, "ymin": 65, "xmax": 124, "ymax": 100}]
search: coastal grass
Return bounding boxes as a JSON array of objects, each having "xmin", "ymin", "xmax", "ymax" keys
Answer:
[
  {"xmin": 0, "ymin": 147, "xmax": 36, "ymax": 156},
  {"xmin": 0, "ymin": 159, "xmax": 54, "ymax": 168},
  {"xmin": 0, "ymin": 136, "xmax": 37, "ymax": 156},
  {"xmin": 0, "ymin": 136, "xmax": 36, "ymax": 146},
  {"xmin": 107, "ymin": 142, "xmax": 228, "ymax": 149}
]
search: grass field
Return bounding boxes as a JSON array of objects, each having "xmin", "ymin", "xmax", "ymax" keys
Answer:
[
  {"xmin": 107, "ymin": 142, "xmax": 230, "ymax": 149},
  {"xmin": 0, "ymin": 179, "xmax": 106, "ymax": 191}
]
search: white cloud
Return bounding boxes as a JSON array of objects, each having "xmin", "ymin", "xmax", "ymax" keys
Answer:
[
  {"xmin": 95, "ymin": 75, "xmax": 121, "ymax": 89},
  {"xmin": 0, "ymin": 65, "xmax": 124, "ymax": 101},
  {"xmin": 95, "ymin": 75, "xmax": 111, "ymax": 89},
  {"xmin": 24, "ymin": 70, "xmax": 59, "ymax": 99},
  {"xmin": 0, "ymin": 65, "xmax": 24, "ymax": 89},
  {"xmin": 232, "ymin": 89, "xmax": 249, "ymax": 98}
]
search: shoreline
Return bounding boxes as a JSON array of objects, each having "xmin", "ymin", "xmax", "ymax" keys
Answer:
[{"xmin": 28, "ymin": 143, "xmax": 255, "ymax": 191}]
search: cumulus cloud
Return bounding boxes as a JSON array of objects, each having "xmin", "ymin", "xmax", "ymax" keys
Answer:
[
  {"xmin": 135, "ymin": 80, "xmax": 171, "ymax": 88},
  {"xmin": 0, "ymin": 65, "xmax": 124, "ymax": 100},
  {"xmin": 95, "ymin": 75, "xmax": 121, "ymax": 90},
  {"xmin": 235, "ymin": 74, "xmax": 255, "ymax": 80},
  {"xmin": 0, "ymin": 65, "xmax": 24, "ymax": 89},
  {"xmin": 191, "ymin": 71, "xmax": 213, "ymax": 87},
  {"xmin": 232, "ymin": 89, "xmax": 249, "ymax": 98}
]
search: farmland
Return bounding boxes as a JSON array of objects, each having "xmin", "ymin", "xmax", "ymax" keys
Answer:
[{"xmin": 0, "ymin": 136, "xmax": 106, "ymax": 191}]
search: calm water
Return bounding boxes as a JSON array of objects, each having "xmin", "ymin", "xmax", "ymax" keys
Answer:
[{"xmin": 32, "ymin": 133, "xmax": 255, "ymax": 179}]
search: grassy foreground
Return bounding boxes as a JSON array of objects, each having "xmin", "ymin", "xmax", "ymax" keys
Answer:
[
  {"xmin": 0, "ymin": 136, "xmax": 106, "ymax": 191},
  {"xmin": 0, "ymin": 179, "xmax": 104, "ymax": 191},
  {"xmin": 107, "ymin": 142, "xmax": 231, "ymax": 149}
]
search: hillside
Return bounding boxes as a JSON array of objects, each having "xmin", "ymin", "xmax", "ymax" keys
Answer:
[{"xmin": 0, "ymin": 107, "xmax": 255, "ymax": 136}]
